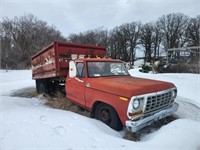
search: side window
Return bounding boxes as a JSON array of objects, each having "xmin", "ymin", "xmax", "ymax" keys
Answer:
[{"xmin": 76, "ymin": 62, "xmax": 85, "ymax": 78}]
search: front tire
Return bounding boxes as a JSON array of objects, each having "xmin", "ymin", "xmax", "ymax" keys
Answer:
[{"xmin": 95, "ymin": 103, "xmax": 123, "ymax": 131}]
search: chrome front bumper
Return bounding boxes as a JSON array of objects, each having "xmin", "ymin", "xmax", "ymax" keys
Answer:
[{"xmin": 125, "ymin": 102, "xmax": 179, "ymax": 132}]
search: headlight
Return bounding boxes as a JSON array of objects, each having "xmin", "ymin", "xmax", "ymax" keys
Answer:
[
  {"xmin": 172, "ymin": 89, "xmax": 177, "ymax": 98},
  {"xmin": 133, "ymin": 99, "xmax": 140, "ymax": 109}
]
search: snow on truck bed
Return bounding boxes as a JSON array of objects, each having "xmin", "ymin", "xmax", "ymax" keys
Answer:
[{"xmin": 0, "ymin": 69, "xmax": 200, "ymax": 150}]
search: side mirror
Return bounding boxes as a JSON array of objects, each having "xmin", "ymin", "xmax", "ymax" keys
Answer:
[{"xmin": 69, "ymin": 61, "xmax": 77, "ymax": 78}]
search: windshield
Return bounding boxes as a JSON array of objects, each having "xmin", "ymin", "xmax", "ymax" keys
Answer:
[{"xmin": 87, "ymin": 61, "xmax": 130, "ymax": 77}]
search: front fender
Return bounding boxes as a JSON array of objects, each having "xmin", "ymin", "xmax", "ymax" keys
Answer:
[{"xmin": 85, "ymin": 87, "xmax": 130, "ymax": 125}]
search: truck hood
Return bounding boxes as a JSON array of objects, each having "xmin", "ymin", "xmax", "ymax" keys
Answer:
[{"xmin": 88, "ymin": 76, "xmax": 175, "ymax": 98}]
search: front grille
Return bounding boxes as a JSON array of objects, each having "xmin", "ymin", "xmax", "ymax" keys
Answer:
[{"xmin": 144, "ymin": 91, "xmax": 173, "ymax": 113}]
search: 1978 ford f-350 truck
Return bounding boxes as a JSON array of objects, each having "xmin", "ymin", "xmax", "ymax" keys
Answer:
[{"xmin": 32, "ymin": 42, "xmax": 179, "ymax": 132}]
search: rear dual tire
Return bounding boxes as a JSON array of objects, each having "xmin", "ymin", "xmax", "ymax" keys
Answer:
[
  {"xmin": 36, "ymin": 79, "xmax": 57, "ymax": 94},
  {"xmin": 36, "ymin": 79, "xmax": 48, "ymax": 94}
]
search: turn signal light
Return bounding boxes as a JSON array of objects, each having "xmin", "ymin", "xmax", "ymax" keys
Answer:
[{"xmin": 128, "ymin": 110, "xmax": 142, "ymax": 116}]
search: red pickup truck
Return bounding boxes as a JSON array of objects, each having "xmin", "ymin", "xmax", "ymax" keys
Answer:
[{"xmin": 32, "ymin": 42, "xmax": 179, "ymax": 132}]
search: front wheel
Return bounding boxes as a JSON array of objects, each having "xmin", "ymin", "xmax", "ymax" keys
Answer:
[{"xmin": 95, "ymin": 103, "xmax": 123, "ymax": 131}]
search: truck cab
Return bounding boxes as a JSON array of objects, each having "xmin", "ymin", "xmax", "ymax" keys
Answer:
[{"xmin": 67, "ymin": 58, "xmax": 179, "ymax": 132}]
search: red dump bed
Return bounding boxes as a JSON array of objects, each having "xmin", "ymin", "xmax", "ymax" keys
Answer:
[{"xmin": 31, "ymin": 42, "xmax": 106, "ymax": 79}]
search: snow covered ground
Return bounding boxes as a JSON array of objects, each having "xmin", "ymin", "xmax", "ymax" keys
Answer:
[{"xmin": 0, "ymin": 69, "xmax": 200, "ymax": 150}]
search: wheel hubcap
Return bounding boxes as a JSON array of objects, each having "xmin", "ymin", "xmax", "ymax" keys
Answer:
[{"xmin": 100, "ymin": 108, "xmax": 111, "ymax": 124}]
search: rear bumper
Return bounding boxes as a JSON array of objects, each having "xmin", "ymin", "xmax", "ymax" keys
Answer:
[{"xmin": 125, "ymin": 102, "xmax": 179, "ymax": 132}]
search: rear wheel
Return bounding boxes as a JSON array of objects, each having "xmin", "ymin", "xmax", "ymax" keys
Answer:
[
  {"xmin": 36, "ymin": 79, "xmax": 62, "ymax": 95},
  {"xmin": 36, "ymin": 79, "xmax": 48, "ymax": 94},
  {"xmin": 95, "ymin": 103, "xmax": 123, "ymax": 131},
  {"xmin": 39, "ymin": 81, "xmax": 45, "ymax": 93}
]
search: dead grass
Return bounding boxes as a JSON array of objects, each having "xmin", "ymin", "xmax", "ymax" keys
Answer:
[
  {"xmin": 44, "ymin": 91, "xmax": 90, "ymax": 117},
  {"xmin": 29, "ymin": 90, "xmax": 39, "ymax": 97},
  {"xmin": 10, "ymin": 87, "xmax": 90, "ymax": 117},
  {"xmin": 123, "ymin": 131, "xmax": 141, "ymax": 141}
]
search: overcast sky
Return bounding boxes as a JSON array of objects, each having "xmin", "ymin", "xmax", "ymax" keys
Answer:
[{"xmin": 1, "ymin": 0, "xmax": 199, "ymax": 37}]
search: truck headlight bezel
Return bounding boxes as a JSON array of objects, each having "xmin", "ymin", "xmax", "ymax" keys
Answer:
[
  {"xmin": 133, "ymin": 99, "xmax": 140, "ymax": 109},
  {"xmin": 127, "ymin": 96, "xmax": 144, "ymax": 119}
]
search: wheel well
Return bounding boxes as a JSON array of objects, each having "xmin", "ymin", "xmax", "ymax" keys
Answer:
[
  {"xmin": 91, "ymin": 101, "xmax": 101, "ymax": 118},
  {"xmin": 91, "ymin": 101, "xmax": 119, "ymax": 118}
]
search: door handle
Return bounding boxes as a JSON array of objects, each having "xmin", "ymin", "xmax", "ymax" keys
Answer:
[{"xmin": 75, "ymin": 77, "xmax": 84, "ymax": 83}]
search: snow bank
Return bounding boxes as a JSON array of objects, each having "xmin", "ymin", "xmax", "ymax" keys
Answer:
[
  {"xmin": 1, "ymin": 96, "xmax": 199, "ymax": 150},
  {"xmin": 143, "ymin": 119, "xmax": 200, "ymax": 150}
]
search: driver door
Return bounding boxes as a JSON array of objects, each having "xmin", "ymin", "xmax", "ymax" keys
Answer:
[{"xmin": 66, "ymin": 61, "xmax": 87, "ymax": 107}]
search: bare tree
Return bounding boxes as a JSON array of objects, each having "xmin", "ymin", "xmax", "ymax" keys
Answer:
[
  {"xmin": 158, "ymin": 13, "xmax": 189, "ymax": 49},
  {"xmin": 1, "ymin": 12, "xmax": 199, "ymax": 70},
  {"xmin": 140, "ymin": 22, "xmax": 162, "ymax": 63},
  {"xmin": 107, "ymin": 27, "xmax": 122, "ymax": 59},
  {"xmin": 152, "ymin": 21, "xmax": 162, "ymax": 59},
  {"xmin": 122, "ymin": 22, "xmax": 141, "ymax": 65},
  {"xmin": 68, "ymin": 27, "xmax": 108, "ymax": 47},
  {"xmin": 107, "ymin": 22, "xmax": 141, "ymax": 64},
  {"xmin": 186, "ymin": 15, "xmax": 200, "ymax": 46},
  {"xmin": 140, "ymin": 22, "xmax": 154, "ymax": 63},
  {"xmin": 114, "ymin": 25, "xmax": 129, "ymax": 61},
  {"xmin": 0, "ymin": 14, "xmax": 66, "ymax": 69}
]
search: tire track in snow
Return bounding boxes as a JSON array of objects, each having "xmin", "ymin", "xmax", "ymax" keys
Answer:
[{"xmin": 176, "ymin": 96, "xmax": 200, "ymax": 121}]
